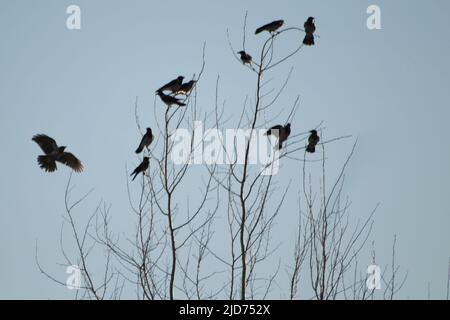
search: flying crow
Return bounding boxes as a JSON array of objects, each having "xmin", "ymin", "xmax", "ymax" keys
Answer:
[{"xmin": 32, "ymin": 134, "xmax": 83, "ymax": 172}]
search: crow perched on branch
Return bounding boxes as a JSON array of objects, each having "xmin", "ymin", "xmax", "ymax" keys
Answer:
[
  {"xmin": 174, "ymin": 80, "xmax": 197, "ymax": 96},
  {"xmin": 265, "ymin": 123, "xmax": 291, "ymax": 149},
  {"xmin": 131, "ymin": 157, "xmax": 150, "ymax": 181},
  {"xmin": 237, "ymin": 51, "xmax": 252, "ymax": 65},
  {"xmin": 157, "ymin": 90, "xmax": 186, "ymax": 107},
  {"xmin": 306, "ymin": 130, "xmax": 320, "ymax": 153},
  {"xmin": 32, "ymin": 134, "xmax": 83, "ymax": 172},
  {"xmin": 255, "ymin": 20, "xmax": 284, "ymax": 35},
  {"xmin": 303, "ymin": 17, "xmax": 316, "ymax": 46},
  {"xmin": 156, "ymin": 76, "xmax": 184, "ymax": 93},
  {"xmin": 135, "ymin": 128, "xmax": 154, "ymax": 154}
]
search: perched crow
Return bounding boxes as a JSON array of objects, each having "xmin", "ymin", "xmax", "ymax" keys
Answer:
[
  {"xmin": 265, "ymin": 123, "xmax": 291, "ymax": 149},
  {"xmin": 131, "ymin": 157, "xmax": 150, "ymax": 181},
  {"xmin": 174, "ymin": 80, "xmax": 197, "ymax": 95},
  {"xmin": 237, "ymin": 51, "xmax": 252, "ymax": 65},
  {"xmin": 32, "ymin": 134, "xmax": 83, "ymax": 172},
  {"xmin": 157, "ymin": 90, "xmax": 186, "ymax": 107},
  {"xmin": 156, "ymin": 76, "xmax": 184, "ymax": 93},
  {"xmin": 135, "ymin": 128, "xmax": 154, "ymax": 154},
  {"xmin": 306, "ymin": 130, "xmax": 320, "ymax": 153},
  {"xmin": 255, "ymin": 20, "xmax": 284, "ymax": 35},
  {"xmin": 303, "ymin": 17, "xmax": 316, "ymax": 46}
]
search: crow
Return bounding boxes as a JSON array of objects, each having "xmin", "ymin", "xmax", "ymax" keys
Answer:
[
  {"xmin": 135, "ymin": 128, "xmax": 154, "ymax": 154},
  {"xmin": 255, "ymin": 20, "xmax": 284, "ymax": 35},
  {"xmin": 303, "ymin": 17, "xmax": 316, "ymax": 46},
  {"xmin": 156, "ymin": 76, "xmax": 184, "ymax": 93},
  {"xmin": 157, "ymin": 90, "xmax": 186, "ymax": 107},
  {"xmin": 237, "ymin": 51, "xmax": 252, "ymax": 64},
  {"xmin": 32, "ymin": 134, "xmax": 83, "ymax": 172},
  {"xmin": 174, "ymin": 80, "xmax": 197, "ymax": 96},
  {"xmin": 306, "ymin": 130, "xmax": 320, "ymax": 153},
  {"xmin": 265, "ymin": 123, "xmax": 291, "ymax": 149},
  {"xmin": 131, "ymin": 157, "xmax": 150, "ymax": 181}
]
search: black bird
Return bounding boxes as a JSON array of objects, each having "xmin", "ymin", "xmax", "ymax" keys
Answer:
[
  {"xmin": 156, "ymin": 76, "xmax": 184, "ymax": 93},
  {"xmin": 174, "ymin": 80, "xmax": 197, "ymax": 96},
  {"xmin": 306, "ymin": 130, "xmax": 320, "ymax": 153},
  {"xmin": 157, "ymin": 90, "xmax": 186, "ymax": 107},
  {"xmin": 131, "ymin": 157, "xmax": 150, "ymax": 181},
  {"xmin": 265, "ymin": 123, "xmax": 291, "ymax": 149},
  {"xmin": 237, "ymin": 51, "xmax": 252, "ymax": 65},
  {"xmin": 135, "ymin": 128, "xmax": 154, "ymax": 154},
  {"xmin": 255, "ymin": 20, "xmax": 284, "ymax": 35},
  {"xmin": 303, "ymin": 17, "xmax": 316, "ymax": 46},
  {"xmin": 32, "ymin": 134, "xmax": 83, "ymax": 172}
]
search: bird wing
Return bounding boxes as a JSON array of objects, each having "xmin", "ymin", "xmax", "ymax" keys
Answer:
[
  {"xmin": 256, "ymin": 22, "xmax": 271, "ymax": 33},
  {"xmin": 57, "ymin": 152, "xmax": 83, "ymax": 172},
  {"xmin": 32, "ymin": 134, "xmax": 58, "ymax": 154},
  {"xmin": 137, "ymin": 134, "xmax": 150, "ymax": 150},
  {"xmin": 179, "ymin": 83, "xmax": 189, "ymax": 92},
  {"xmin": 280, "ymin": 130, "xmax": 291, "ymax": 143},
  {"xmin": 166, "ymin": 95, "xmax": 180, "ymax": 103},
  {"xmin": 158, "ymin": 79, "xmax": 175, "ymax": 91},
  {"xmin": 309, "ymin": 134, "xmax": 319, "ymax": 145},
  {"xmin": 305, "ymin": 23, "xmax": 315, "ymax": 35},
  {"xmin": 140, "ymin": 135, "xmax": 148, "ymax": 148},
  {"xmin": 133, "ymin": 162, "xmax": 145, "ymax": 175},
  {"xmin": 176, "ymin": 81, "xmax": 195, "ymax": 95}
]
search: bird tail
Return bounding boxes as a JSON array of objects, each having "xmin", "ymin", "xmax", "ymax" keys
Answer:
[
  {"xmin": 135, "ymin": 144, "xmax": 144, "ymax": 154},
  {"xmin": 131, "ymin": 171, "xmax": 138, "ymax": 181},
  {"xmin": 303, "ymin": 35, "xmax": 315, "ymax": 46},
  {"xmin": 255, "ymin": 26, "xmax": 264, "ymax": 34},
  {"xmin": 37, "ymin": 155, "xmax": 57, "ymax": 172},
  {"xmin": 306, "ymin": 144, "xmax": 315, "ymax": 153}
]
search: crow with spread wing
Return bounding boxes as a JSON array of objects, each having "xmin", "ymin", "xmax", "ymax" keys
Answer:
[{"xmin": 32, "ymin": 134, "xmax": 83, "ymax": 172}]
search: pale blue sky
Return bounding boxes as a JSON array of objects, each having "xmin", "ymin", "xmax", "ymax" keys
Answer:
[{"xmin": 1, "ymin": 0, "xmax": 450, "ymax": 299}]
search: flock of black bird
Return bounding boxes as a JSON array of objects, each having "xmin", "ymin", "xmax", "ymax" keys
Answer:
[{"xmin": 32, "ymin": 17, "xmax": 319, "ymax": 179}]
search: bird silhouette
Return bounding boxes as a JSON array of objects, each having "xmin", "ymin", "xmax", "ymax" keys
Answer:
[
  {"xmin": 303, "ymin": 17, "xmax": 316, "ymax": 46},
  {"xmin": 131, "ymin": 157, "xmax": 150, "ymax": 181},
  {"xmin": 174, "ymin": 80, "xmax": 197, "ymax": 96},
  {"xmin": 32, "ymin": 134, "xmax": 83, "ymax": 172},
  {"xmin": 255, "ymin": 20, "xmax": 284, "ymax": 35},
  {"xmin": 135, "ymin": 128, "xmax": 154, "ymax": 154},
  {"xmin": 156, "ymin": 76, "xmax": 184, "ymax": 93},
  {"xmin": 306, "ymin": 130, "xmax": 320, "ymax": 153},
  {"xmin": 237, "ymin": 51, "xmax": 252, "ymax": 65},
  {"xmin": 265, "ymin": 123, "xmax": 291, "ymax": 149},
  {"xmin": 157, "ymin": 90, "xmax": 186, "ymax": 107}
]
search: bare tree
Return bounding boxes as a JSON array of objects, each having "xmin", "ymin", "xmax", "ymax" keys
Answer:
[
  {"xmin": 36, "ymin": 173, "xmax": 115, "ymax": 299},
  {"xmin": 203, "ymin": 13, "xmax": 352, "ymax": 300},
  {"xmin": 37, "ymin": 44, "xmax": 223, "ymax": 300}
]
